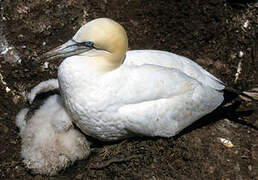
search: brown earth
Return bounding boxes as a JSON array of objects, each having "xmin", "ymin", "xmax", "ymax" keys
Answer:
[{"xmin": 0, "ymin": 0, "xmax": 258, "ymax": 179}]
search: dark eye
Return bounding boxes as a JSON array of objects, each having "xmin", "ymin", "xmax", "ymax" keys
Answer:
[{"xmin": 84, "ymin": 41, "xmax": 94, "ymax": 47}]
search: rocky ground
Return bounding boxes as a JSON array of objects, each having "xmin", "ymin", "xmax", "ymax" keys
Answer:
[{"xmin": 0, "ymin": 0, "xmax": 257, "ymax": 179}]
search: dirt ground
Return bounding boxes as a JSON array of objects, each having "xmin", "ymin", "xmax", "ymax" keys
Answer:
[{"xmin": 0, "ymin": 0, "xmax": 258, "ymax": 179}]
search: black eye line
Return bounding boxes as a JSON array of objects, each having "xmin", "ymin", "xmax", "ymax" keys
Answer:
[
  {"xmin": 84, "ymin": 41, "xmax": 94, "ymax": 47},
  {"xmin": 70, "ymin": 39, "xmax": 108, "ymax": 52},
  {"xmin": 71, "ymin": 39, "xmax": 94, "ymax": 48}
]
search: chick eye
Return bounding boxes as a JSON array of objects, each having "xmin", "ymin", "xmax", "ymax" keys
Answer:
[{"xmin": 84, "ymin": 41, "xmax": 94, "ymax": 47}]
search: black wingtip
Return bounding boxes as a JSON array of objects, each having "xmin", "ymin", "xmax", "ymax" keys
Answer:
[
  {"xmin": 25, "ymin": 89, "xmax": 60, "ymax": 120},
  {"xmin": 223, "ymin": 86, "xmax": 258, "ymax": 103}
]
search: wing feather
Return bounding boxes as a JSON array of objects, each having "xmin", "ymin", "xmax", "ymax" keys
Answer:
[
  {"xmin": 125, "ymin": 50, "xmax": 225, "ymax": 90},
  {"xmin": 114, "ymin": 64, "xmax": 224, "ymax": 137}
]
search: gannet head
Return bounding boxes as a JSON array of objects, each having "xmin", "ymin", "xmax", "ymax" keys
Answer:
[{"xmin": 41, "ymin": 18, "xmax": 128, "ymax": 71}]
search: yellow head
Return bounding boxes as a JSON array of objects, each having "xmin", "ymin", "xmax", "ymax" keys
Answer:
[{"xmin": 41, "ymin": 18, "xmax": 128, "ymax": 71}]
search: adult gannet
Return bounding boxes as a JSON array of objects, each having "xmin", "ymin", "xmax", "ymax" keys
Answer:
[
  {"xmin": 16, "ymin": 80, "xmax": 91, "ymax": 175},
  {"xmin": 41, "ymin": 18, "xmax": 255, "ymax": 141}
]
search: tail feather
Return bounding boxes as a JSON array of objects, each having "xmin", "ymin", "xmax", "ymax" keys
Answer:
[
  {"xmin": 242, "ymin": 87, "xmax": 258, "ymax": 102},
  {"xmin": 223, "ymin": 86, "xmax": 258, "ymax": 102}
]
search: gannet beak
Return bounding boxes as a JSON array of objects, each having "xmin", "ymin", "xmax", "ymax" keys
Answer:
[{"xmin": 40, "ymin": 39, "xmax": 91, "ymax": 61}]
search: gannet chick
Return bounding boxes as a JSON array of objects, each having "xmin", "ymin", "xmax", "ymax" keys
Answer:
[
  {"xmin": 16, "ymin": 80, "xmax": 91, "ymax": 175},
  {"xmin": 41, "ymin": 18, "xmax": 257, "ymax": 141},
  {"xmin": 27, "ymin": 79, "xmax": 59, "ymax": 104}
]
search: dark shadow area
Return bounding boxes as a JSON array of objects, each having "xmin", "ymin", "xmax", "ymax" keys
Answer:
[
  {"xmin": 175, "ymin": 100, "xmax": 257, "ymax": 139},
  {"xmin": 226, "ymin": 0, "xmax": 258, "ymax": 8}
]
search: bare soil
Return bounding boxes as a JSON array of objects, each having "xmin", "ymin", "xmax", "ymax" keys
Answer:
[{"xmin": 0, "ymin": 0, "xmax": 257, "ymax": 179}]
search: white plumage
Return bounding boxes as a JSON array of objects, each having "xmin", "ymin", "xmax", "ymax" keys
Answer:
[
  {"xmin": 42, "ymin": 18, "xmax": 225, "ymax": 141},
  {"xmin": 58, "ymin": 51, "xmax": 224, "ymax": 140},
  {"xmin": 16, "ymin": 80, "xmax": 91, "ymax": 175},
  {"xmin": 125, "ymin": 50, "xmax": 225, "ymax": 90}
]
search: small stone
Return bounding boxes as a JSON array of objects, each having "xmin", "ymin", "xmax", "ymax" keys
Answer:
[
  {"xmin": 248, "ymin": 165, "xmax": 252, "ymax": 171},
  {"xmin": 219, "ymin": 138, "xmax": 234, "ymax": 148},
  {"xmin": 17, "ymin": 34, "xmax": 24, "ymax": 39},
  {"xmin": 208, "ymin": 166, "xmax": 215, "ymax": 174},
  {"xmin": 5, "ymin": 87, "xmax": 11, "ymax": 93},
  {"xmin": 0, "ymin": 73, "xmax": 6, "ymax": 85},
  {"xmin": 243, "ymin": 20, "xmax": 249, "ymax": 29},
  {"xmin": 12, "ymin": 95, "xmax": 20, "ymax": 104},
  {"xmin": 238, "ymin": 51, "xmax": 244, "ymax": 58},
  {"xmin": 10, "ymin": 140, "xmax": 17, "ymax": 144},
  {"xmin": 43, "ymin": 62, "xmax": 49, "ymax": 69}
]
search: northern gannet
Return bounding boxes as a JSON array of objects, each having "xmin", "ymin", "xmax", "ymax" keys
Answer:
[
  {"xmin": 41, "ymin": 18, "xmax": 255, "ymax": 141},
  {"xmin": 16, "ymin": 80, "xmax": 91, "ymax": 175}
]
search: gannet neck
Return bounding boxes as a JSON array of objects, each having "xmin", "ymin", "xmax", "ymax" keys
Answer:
[{"xmin": 80, "ymin": 48, "xmax": 126, "ymax": 72}]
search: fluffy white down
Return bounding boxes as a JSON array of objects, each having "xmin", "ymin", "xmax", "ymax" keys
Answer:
[
  {"xmin": 16, "ymin": 93, "xmax": 91, "ymax": 176},
  {"xmin": 27, "ymin": 79, "xmax": 59, "ymax": 104}
]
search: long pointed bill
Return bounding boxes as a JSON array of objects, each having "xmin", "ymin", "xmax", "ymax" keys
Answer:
[{"xmin": 39, "ymin": 40, "xmax": 91, "ymax": 62}]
